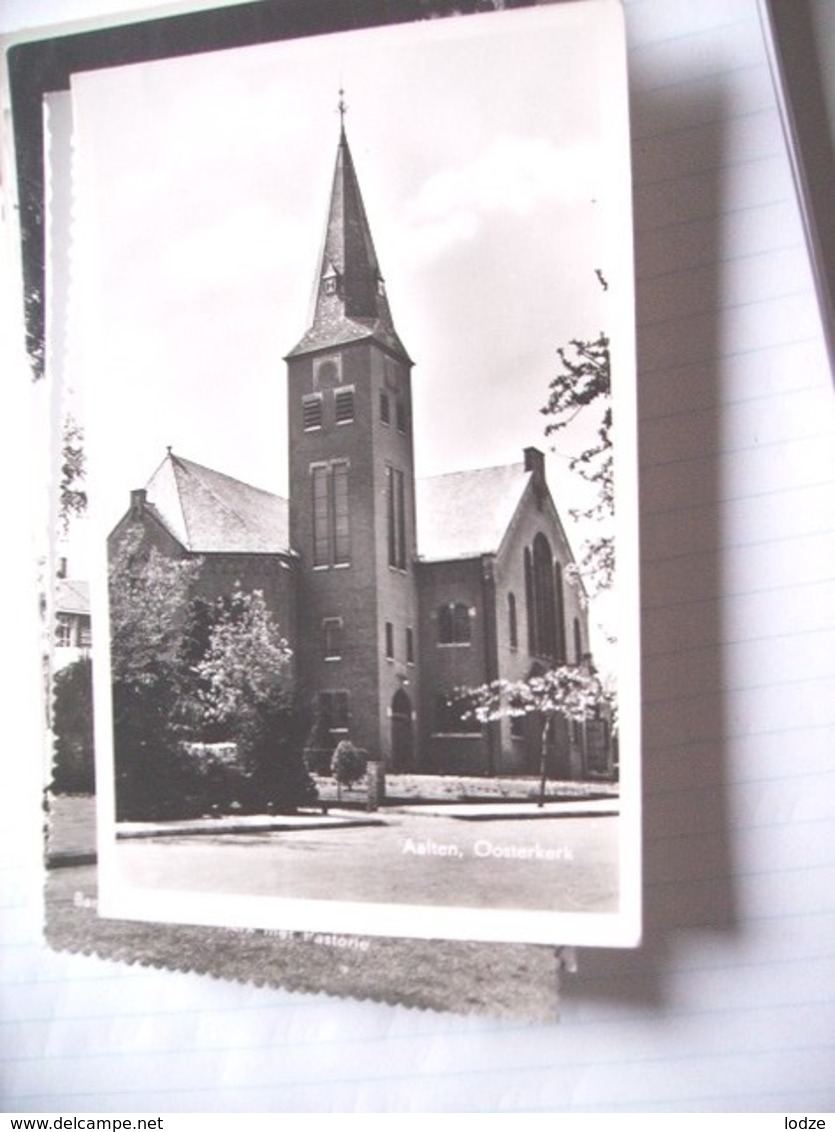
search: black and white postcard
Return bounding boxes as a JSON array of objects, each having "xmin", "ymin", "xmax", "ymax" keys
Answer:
[{"xmin": 46, "ymin": 0, "xmax": 639, "ymax": 951}]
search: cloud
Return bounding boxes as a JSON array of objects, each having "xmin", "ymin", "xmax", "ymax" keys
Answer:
[{"xmin": 400, "ymin": 134, "xmax": 598, "ymax": 265}]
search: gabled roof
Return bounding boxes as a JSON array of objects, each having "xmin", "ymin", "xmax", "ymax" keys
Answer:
[
  {"xmin": 416, "ymin": 462, "xmax": 531, "ymax": 562},
  {"xmin": 287, "ymin": 126, "xmax": 410, "ymax": 362},
  {"xmin": 55, "ymin": 578, "xmax": 90, "ymax": 616},
  {"xmin": 144, "ymin": 452, "xmax": 290, "ymax": 555}
]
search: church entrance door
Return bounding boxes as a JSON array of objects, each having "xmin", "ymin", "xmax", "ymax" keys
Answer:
[{"xmin": 390, "ymin": 689, "xmax": 413, "ymax": 772}]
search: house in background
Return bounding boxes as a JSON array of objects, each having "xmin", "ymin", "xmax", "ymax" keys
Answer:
[
  {"xmin": 54, "ymin": 567, "xmax": 92, "ymax": 671},
  {"xmin": 109, "ymin": 119, "xmax": 613, "ymax": 780}
]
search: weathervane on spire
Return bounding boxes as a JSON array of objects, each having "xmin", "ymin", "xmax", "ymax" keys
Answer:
[{"xmin": 337, "ymin": 86, "xmax": 348, "ymax": 129}]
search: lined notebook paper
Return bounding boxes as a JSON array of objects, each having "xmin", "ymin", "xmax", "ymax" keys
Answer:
[{"xmin": 2, "ymin": 0, "xmax": 834, "ymax": 1112}]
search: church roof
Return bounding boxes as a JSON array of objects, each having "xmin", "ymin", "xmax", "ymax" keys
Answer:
[
  {"xmin": 287, "ymin": 125, "xmax": 410, "ymax": 362},
  {"xmin": 416, "ymin": 462, "xmax": 531, "ymax": 562},
  {"xmin": 144, "ymin": 452, "xmax": 291, "ymax": 555}
]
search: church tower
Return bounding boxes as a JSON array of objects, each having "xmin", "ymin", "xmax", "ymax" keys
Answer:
[{"xmin": 285, "ymin": 107, "xmax": 419, "ymax": 768}]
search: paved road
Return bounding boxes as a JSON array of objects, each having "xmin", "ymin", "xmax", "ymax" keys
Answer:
[{"xmin": 115, "ymin": 808, "xmax": 619, "ymax": 915}]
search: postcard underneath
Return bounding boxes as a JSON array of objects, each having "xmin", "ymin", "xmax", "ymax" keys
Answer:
[{"xmin": 57, "ymin": 1, "xmax": 640, "ymax": 948}]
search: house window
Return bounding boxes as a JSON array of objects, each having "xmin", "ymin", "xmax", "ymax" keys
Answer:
[
  {"xmin": 385, "ymin": 621, "xmax": 394, "ymax": 660},
  {"xmin": 55, "ymin": 614, "xmax": 72, "ymax": 648},
  {"xmin": 510, "ymin": 712, "xmax": 525, "ymax": 739},
  {"xmin": 323, "ymin": 617, "xmax": 343, "ymax": 660},
  {"xmin": 438, "ymin": 602, "xmax": 471, "ymax": 645},
  {"xmin": 406, "ymin": 626, "xmax": 414, "ymax": 664},
  {"xmin": 395, "ymin": 399, "xmax": 407, "ymax": 434},
  {"xmin": 380, "ymin": 391, "xmax": 390, "ymax": 425},
  {"xmin": 323, "ymin": 275, "xmax": 337, "ymax": 295},
  {"xmin": 320, "ymin": 691, "xmax": 350, "ymax": 736},
  {"xmin": 303, "ymin": 394, "xmax": 323, "ymax": 431},
  {"xmin": 433, "ymin": 694, "xmax": 481, "ymax": 735},
  {"xmin": 386, "ymin": 465, "xmax": 407, "ymax": 569},
  {"xmin": 334, "ymin": 386, "xmax": 354, "ymax": 424},
  {"xmin": 311, "ymin": 461, "xmax": 350, "ymax": 567},
  {"xmin": 79, "ymin": 621, "xmax": 92, "ymax": 649},
  {"xmin": 508, "ymin": 592, "xmax": 518, "ymax": 649}
]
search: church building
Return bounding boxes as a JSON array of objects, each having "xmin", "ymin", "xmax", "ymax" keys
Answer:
[{"xmin": 109, "ymin": 117, "xmax": 611, "ymax": 781}]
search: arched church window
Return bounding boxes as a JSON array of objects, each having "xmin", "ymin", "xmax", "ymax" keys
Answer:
[
  {"xmin": 533, "ymin": 532, "xmax": 558, "ymax": 660},
  {"xmin": 554, "ymin": 561, "xmax": 567, "ymax": 664},
  {"xmin": 524, "ymin": 547, "xmax": 535, "ymax": 654},
  {"xmin": 508, "ymin": 592, "xmax": 518, "ymax": 649}
]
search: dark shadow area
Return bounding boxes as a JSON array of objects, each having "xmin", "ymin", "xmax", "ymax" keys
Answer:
[{"xmin": 566, "ymin": 69, "xmax": 737, "ymax": 1009}]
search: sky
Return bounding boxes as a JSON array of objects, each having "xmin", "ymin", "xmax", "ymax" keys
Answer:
[{"xmin": 59, "ymin": 1, "xmax": 631, "ymax": 646}]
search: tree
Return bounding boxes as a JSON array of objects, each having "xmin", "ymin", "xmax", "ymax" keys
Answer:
[
  {"xmin": 58, "ymin": 416, "xmax": 87, "ymax": 534},
  {"xmin": 458, "ymin": 664, "xmax": 613, "ymax": 805},
  {"xmin": 190, "ymin": 587, "xmax": 293, "ymax": 776},
  {"xmin": 108, "ymin": 530, "xmax": 203, "ymax": 818},
  {"xmin": 51, "ymin": 656, "xmax": 95, "ymax": 794},
  {"xmin": 541, "ymin": 331, "xmax": 613, "ymax": 597},
  {"xmin": 189, "ymin": 587, "xmax": 315, "ymax": 813},
  {"xmin": 108, "ymin": 532, "xmax": 203, "ymax": 690}
]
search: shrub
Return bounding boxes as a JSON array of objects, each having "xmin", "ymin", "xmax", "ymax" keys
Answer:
[
  {"xmin": 331, "ymin": 740, "xmax": 367, "ymax": 792},
  {"xmin": 52, "ymin": 657, "xmax": 95, "ymax": 794}
]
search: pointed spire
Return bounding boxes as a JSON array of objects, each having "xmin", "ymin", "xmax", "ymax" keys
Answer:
[{"xmin": 287, "ymin": 108, "xmax": 410, "ymax": 361}]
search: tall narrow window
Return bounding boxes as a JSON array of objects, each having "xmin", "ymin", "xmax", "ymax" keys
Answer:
[
  {"xmin": 533, "ymin": 533, "xmax": 557, "ymax": 659},
  {"xmin": 380, "ymin": 390, "xmax": 390, "ymax": 425},
  {"xmin": 312, "ymin": 465, "xmax": 329, "ymax": 567},
  {"xmin": 387, "ymin": 466, "xmax": 407, "ymax": 569},
  {"xmin": 396, "ymin": 469, "xmax": 406, "ymax": 567},
  {"xmin": 406, "ymin": 626, "xmax": 415, "ymax": 664},
  {"xmin": 311, "ymin": 461, "xmax": 350, "ymax": 567},
  {"xmin": 385, "ymin": 621, "xmax": 394, "ymax": 660},
  {"xmin": 323, "ymin": 617, "xmax": 343, "ymax": 660},
  {"xmin": 508, "ymin": 592, "xmax": 518, "ymax": 649},
  {"xmin": 524, "ymin": 547, "xmax": 535, "ymax": 654},
  {"xmin": 554, "ymin": 562, "xmax": 567, "ymax": 664},
  {"xmin": 332, "ymin": 461, "xmax": 350, "ymax": 565},
  {"xmin": 395, "ymin": 399, "xmax": 407, "ymax": 434}
]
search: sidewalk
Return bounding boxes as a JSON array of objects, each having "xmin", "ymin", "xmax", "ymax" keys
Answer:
[
  {"xmin": 117, "ymin": 810, "xmax": 386, "ymax": 840},
  {"xmin": 391, "ymin": 797, "xmax": 620, "ymax": 820},
  {"xmin": 116, "ymin": 796, "xmax": 619, "ymax": 840}
]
